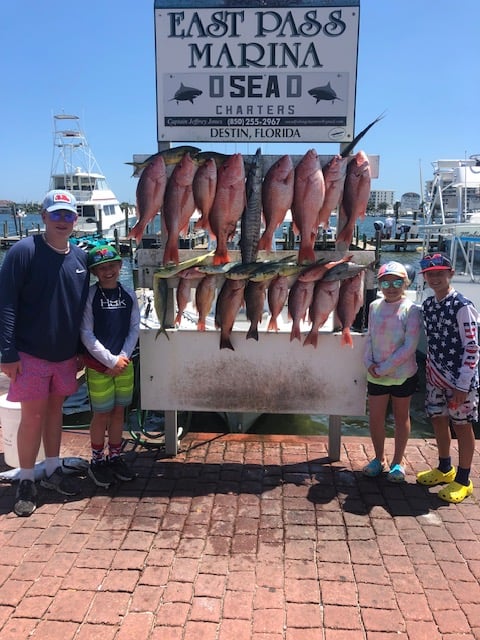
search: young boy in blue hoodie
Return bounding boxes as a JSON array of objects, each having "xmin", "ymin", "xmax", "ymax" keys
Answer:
[{"xmin": 81, "ymin": 245, "xmax": 140, "ymax": 488}]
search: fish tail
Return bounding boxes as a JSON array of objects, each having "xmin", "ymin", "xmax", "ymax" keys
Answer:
[
  {"xmin": 174, "ymin": 311, "xmax": 183, "ymax": 326},
  {"xmin": 257, "ymin": 231, "xmax": 272, "ymax": 252},
  {"xmin": 335, "ymin": 224, "xmax": 354, "ymax": 247},
  {"xmin": 213, "ymin": 250, "xmax": 230, "ymax": 266},
  {"xmin": 341, "ymin": 328, "xmax": 354, "ymax": 348},
  {"xmin": 340, "ymin": 112, "xmax": 385, "ymax": 157},
  {"xmin": 194, "ymin": 217, "xmax": 208, "ymax": 231},
  {"xmin": 290, "ymin": 324, "xmax": 301, "ymax": 342},
  {"xmin": 267, "ymin": 316, "xmax": 279, "ymax": 332},
  {"xmin": 298, "ymin": 245, "xmax": 316, "ymax": 266},
  {"xmin": 246, "ymin": 325, "xmax": 259, "ymax": 341},
  {"xmin": 220, "ymin": 334, "xmax": 235, "ymax": 350},
  {"xmin": 303, "ymin": 331, "xmax": 318, "ymax": 348},
  {"xmin": 163, "ymin": 241, "xmax": 179, "ymax": 266},
  {"xmin": 155, "ymin": 327, "xmax": 170, "ymax": 341},
  {"xmin": 127, "ymin": 221, "xmax": 147, "ymax": 243},
  {"xmin": 317, "ymin": 210, "xmax": 331, "ymax": 230}
]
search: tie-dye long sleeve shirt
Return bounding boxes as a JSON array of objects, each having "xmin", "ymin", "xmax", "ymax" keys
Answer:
[
  {"xmin": 422, "ymin": 289, "xmax": 479, "ymax": 392},
  {"xmin": 364, "ymin": 296, "xmax": 421, "ymax": 385}
]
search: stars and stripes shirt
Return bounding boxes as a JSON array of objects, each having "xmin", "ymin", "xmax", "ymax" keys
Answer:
[{"xmin": 422, "ymin": 289, "xmax": 480, "ymax": 392}]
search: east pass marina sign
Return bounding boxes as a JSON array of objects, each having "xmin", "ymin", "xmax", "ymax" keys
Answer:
[{"xmin": 154, "ymin": 0, "xmax": 360, "ymax": 144}]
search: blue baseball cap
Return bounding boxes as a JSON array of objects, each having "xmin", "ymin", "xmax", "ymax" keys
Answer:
[{"xmin": 42, "ymin": 189, "xmax": 77, "ymax": 215}]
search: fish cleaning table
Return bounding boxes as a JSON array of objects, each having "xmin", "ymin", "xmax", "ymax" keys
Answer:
[
  {"xmin": 136, "ymin": 248, "xmax": 372, "ymax": 460},
  {"xmin": 139, "ymin": 328, "xmax": 367, "ymax": 460}
]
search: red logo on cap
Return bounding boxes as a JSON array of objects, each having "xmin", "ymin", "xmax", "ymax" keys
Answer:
[{"xmin": 54, "ymin": 193, "xmax": 71, "ymax": 203}]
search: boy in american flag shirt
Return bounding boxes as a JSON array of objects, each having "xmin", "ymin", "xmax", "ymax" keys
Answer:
[{"xmin": 417, "ymin": 253, "xmax": 479, "ymax": 503}]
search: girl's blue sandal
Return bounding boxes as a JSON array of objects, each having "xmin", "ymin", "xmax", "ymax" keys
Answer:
[
  {"xmin": 387, "ymin": 464, "xmax": 406, "ymax": 483},
  {"xmin": 362, "ymin": 458, "xmax": 384, "ymax": 477}
]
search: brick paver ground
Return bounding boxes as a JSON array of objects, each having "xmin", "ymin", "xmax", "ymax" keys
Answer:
[{"xmin": 1, "ymin": 410, "xmax": 480, "ymax": 639}]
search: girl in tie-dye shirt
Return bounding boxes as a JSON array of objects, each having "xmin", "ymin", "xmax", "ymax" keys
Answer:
[{"xmin": 363, "ymin": 261, "xmax": 421, "ymax": 483}]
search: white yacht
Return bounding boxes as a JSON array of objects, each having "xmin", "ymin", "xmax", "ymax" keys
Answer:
[
  {"xmin": 413, "ymin": 156, "xmax": 480, "ymax": 314},
  {"xmin": 418, "ymin": 157, "xmax": 480, "ymax": 275},
  {"xmin": 49, "ymin": 114, "xmax": 135, "ymax": 238}
]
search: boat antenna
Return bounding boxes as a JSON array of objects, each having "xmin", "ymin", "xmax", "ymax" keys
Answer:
[{"xmin": 419, "ymin": 159, "xmax": 424, "ymax": 219}]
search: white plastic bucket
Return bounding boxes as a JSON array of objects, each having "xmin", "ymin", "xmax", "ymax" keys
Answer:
[{"xmin": 0, "ymin": 394, "xmax": 45, "ymax": 468}]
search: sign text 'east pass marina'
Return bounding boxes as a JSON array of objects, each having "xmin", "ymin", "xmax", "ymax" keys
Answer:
[{"xmin": 155, "ymin": 1, "xmax": 359, "ymax": 143}]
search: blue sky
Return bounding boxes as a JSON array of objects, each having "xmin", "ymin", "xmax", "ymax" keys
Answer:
[{"xmin": 2, "ymin": 0, "xmax": 479, "ymax": 204}]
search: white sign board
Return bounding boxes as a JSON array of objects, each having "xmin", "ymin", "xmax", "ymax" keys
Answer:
[
  {"xmin": 154, "ymin": 0, "xmax": 360, "ymax": 143},
  {"xmin": 140, "ymin": 329, "xmax": 367, "ymax": 415}
]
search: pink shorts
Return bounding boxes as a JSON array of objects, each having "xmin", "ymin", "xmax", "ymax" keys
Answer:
[{"xmin": 7, "ymin": 352, "xmax": 78, "ymax": 402}]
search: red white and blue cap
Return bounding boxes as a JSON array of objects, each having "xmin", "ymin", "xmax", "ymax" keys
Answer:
[
  {"xmin": 419, "ymin": 253, "xmax": 452, "ymax": 273},
  {"xmin": 42, "ymin": 189, "xmax": 77, "ymax": 215},
  {"xmin": 377, "ymin": 261, "xmax": 408, "ymax": 279}
]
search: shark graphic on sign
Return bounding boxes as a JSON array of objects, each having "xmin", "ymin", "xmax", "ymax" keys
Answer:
[
  {"xmin": 171, "ymin": 83, "xmax": 203, "ymax": 104},
  {"xmin": 308, "ymin": 81, "xmax": 342, "ymax": 104}
]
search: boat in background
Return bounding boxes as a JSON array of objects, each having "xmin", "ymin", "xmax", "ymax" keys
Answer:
[
  {"xmin": 424, "ymin": 157, "xmax": 480, "ymax": 224},
  {"xmin": 418, "ymin": 157, "xmax": 480, "ymax": 275},
  {"xmin": 413, "ymin": 156, "xmax": 480, "ymax": 315},
  {"xmin": 49, "ymin": 114, "xmax": 135, "ymax": 238}
]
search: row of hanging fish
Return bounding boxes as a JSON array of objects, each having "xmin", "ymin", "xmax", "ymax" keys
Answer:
[
  {"xmin": 128, "ymin": 115, "xmax": 383, "ymax": 264},
  {"xmin": 152, "ymin": 252, "xmax": 369, "ymax": 351}
]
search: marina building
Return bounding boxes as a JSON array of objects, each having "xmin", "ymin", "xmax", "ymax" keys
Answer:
[{"xmin": 367, "ymin": 189, "xmax": 395, "ymax": 211}]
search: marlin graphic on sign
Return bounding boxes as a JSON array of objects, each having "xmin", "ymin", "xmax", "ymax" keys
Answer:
[
  {"xmin": 171, "ymin": 83, "xmax": 203, "ymax": 104},
  {"xmin": 308, "ymin": 81, "xmax": 342, "ymax": 104}
]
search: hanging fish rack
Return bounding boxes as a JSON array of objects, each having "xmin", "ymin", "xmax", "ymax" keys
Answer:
[
  {"xmin": 131, "ymin": 149, "xmax": 379, "ymax": 262},
  {"xmin": 136, "ymin": 246, "xmax": 376, "ymax": 458},
  {"xmin": 133, "ymin": 146, "xmax": 378, "ymax": 459}
]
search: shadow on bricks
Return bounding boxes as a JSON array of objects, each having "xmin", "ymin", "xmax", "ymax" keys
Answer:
[{"xmin": 307, "ymin": 466, "xmax": 450, "ymax": 517}]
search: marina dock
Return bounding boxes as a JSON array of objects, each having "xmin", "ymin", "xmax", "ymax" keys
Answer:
[
  {"xmin": 0, "ymin": 218, "xmax": 442, "ymax": 256},
  {"xmin": 0, "ymin": 232, "xmax": 43, "ymax": 249},
  {"xmin": 0, "ymin": 228, "xmax": 375, "ymax": 254},
  {"xmin": 0, "ymin": 229, "xmax": 137, "ymax": 256},
  {"xmin": 379, "ymin": 238, "xmax": 427, "ymax": 252}
]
